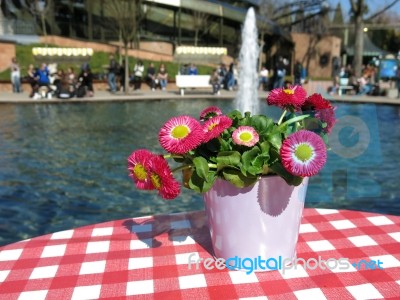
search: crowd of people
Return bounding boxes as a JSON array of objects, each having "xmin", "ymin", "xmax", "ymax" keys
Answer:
[
  {"xmin": 107, "ymin": 55, "xmax": 171, "ymax": 93},
  {"xmin": 9, "ymin": 54, "xmax": 399, "ymax": 99},
  {"xmin": 10, "ymin": 57, "xmax": 94, "ymax": 99},
  {"xmin": 330, "ymin": 62, "xmax": 381, "ymax": 96}
]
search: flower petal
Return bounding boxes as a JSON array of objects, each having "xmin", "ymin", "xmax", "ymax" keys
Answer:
[
  {"xmin": 203, "ymin": 115, "xmax": 232, "ymax": 142},
  {"xmin": 159, "ymin": 115, "xmax": 204, "ymax": 154},
  {"xmin": 267, "ymin": 85, "xmax": 307, "ymax": 109},
  {"xmin": 127, "ymin": 149, "xmax": 155, "ymax": 190},
  {"xmin": 232, "ymin": 126, "xmax": 259, "ymax": 147},
  {"xmin": 280, "ymin": 130, "xmax": 327, "ymax": 177},
  {"xmin": 148, "ymin": 155, "xmax": 180, "ymax": 200}
]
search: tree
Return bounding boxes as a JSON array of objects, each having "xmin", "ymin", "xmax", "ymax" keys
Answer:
[
  {"xmin": 349, "ymin": 0, "xmax": 367, "ymax": 78},
  {"xmin": 104, "ymin": 0, "xmax": 143, "ymax": 95},
  {"xmin": 24, "ymin": 0, "xmax": 53, "ymax": 45},
  {"xmin": 368, "ymin": 13, "xmax": 400, "ymax": 53},
  {"xmin": 191, "ymin": 10, "xmax": 209, "ymax": 46},
  {"xmin": 349, "ymin": 0, "xmax": 400, "ymax": 77}
]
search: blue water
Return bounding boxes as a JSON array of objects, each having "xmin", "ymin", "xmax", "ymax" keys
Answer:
[{"xmin": 0, "ymin": 100, "xmax": 399, "ymax": 246}]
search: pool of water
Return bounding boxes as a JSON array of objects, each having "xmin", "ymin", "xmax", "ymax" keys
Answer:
[{"xmin": 1, "ymin": 99, "xmax": 399, "ymax": 246}]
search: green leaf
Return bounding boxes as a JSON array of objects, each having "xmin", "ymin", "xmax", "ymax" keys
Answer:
[
  {"xmin": 267, "ymin": 133, "xmax": 282, "ymax": 149},
  {"xmin": 222, "ymin": 169, "xmax": 258, "ymax": 188},
  {"xmin": 253, "ymin": 152, "xmax": 270, "ymax": 169},
  {"xmin": 242, "ymin": 147, "xmax": 261, "ymax": 169},
  {"xmin": 259, "ymin": 141, "xmax": 270, "ymax": 153},
  {"xmin": 279, "ymin": 114, "xmax": 309, "ymax": 130},
  {"xmin": 250, "ymin": 115, "xmax": 273, "ymax": 134},
  {"xmin": 192, "ymin": 156, "xmax": 209, "ymax": 181},
  {"xmin": 188, "ymin": 171, "xmax": 215, "ymax": 193},
  {"xmin": 216, "ymin": 151, "xmax": 241, "ymax": 171},
  {"xmin": 269, "ymin": 162, "xmax": 303, "ymax": 186},
  {"xmin": 227, "ymin": 110, "xmax": 242, "ymax": 119}
]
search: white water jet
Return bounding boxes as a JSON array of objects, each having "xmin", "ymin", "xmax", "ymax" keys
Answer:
[{"xmin": 235, "ymin": 7, "xmax": 260, "ymax": 114}]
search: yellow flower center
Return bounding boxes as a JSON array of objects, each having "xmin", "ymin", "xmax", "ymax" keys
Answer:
[
  {"xmin": 283, "ymin": 89, "xmax": 294, "ymax": 95},
  {"xmin": 208, "ymin": 122, "xmax": 218, "ymax": 131},
  {"xmin": 150, "ymin": 173, "xmax": 162, "ymax": 189},
  {"xmin": 294, "ymin": 144, "xmax": 313, "ymax": 162},
  {"xmin": 239, "ymin": 132, "xmax": 253, "ymax": 142},
  {"xmin": 171, "ymin": 125, "xmax": 190, "ymax": 139},
  {"xmin": 133, "ymin": 164, "xmax": 147, "ymax": 181}
]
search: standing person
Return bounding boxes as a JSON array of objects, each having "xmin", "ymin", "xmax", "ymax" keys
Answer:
[
  {"xmin": 119, "ymin": 60, "xmax": 125, "ymax": 92},
  {"xmin": 396, "ymin": 63, "xmax": 400, "ymax": 98},
  {"xmin": 157, "ymin": 63, "xmax": 168, "ymax": 90},
  {"xmin": 331, "ymin": 56, "xmax": 341, "ymax": 92},
  {"xmin": 294, "ymin": 61, "xmax": 303, "ymax": 85},
  {"xmin": 27, "ymin": 64, "xmax": 38, "ymax": 98},
  {"xmin": 258, "ymin": 66, "xmax": 269, "ymax": 91},
  {"xmin": 10, "ymin": 57, "xmax": 21, "ymax": 93},
  {"xmin": 146, "ymin": 62, "xmax": 157, "ymax": 91},
  {"xmin": 273, "ymin": 57, "xmax": 285, "ymax": 89},
  {"xmin": 133, "ymin": 60, "xmax": 144, "ymax": 90},
  {"xmin": 108, "ymin": 55, "xmax": 118, "ymax": 93},
  {"xmin": 226, "ymin": 63, "xmax": 236, "ymax": 91},
  {"xmin": 217, "ymin": 63, "xmax": 228, "ymax": 89}
]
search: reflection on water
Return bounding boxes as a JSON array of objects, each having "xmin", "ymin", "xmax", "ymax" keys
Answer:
[{"xmin": 0, "ymin": 100, "xmax": 399, "ymax": 246}]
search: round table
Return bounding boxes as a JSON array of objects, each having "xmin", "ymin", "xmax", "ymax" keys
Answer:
[{"xmin": 0, "ymin": 208, "xmax": 399, "ymax": 299}]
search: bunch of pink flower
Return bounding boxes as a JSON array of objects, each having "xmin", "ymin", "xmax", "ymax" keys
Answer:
[{"xmin": 127, "ymin": 85, "xmax": 336, "ymax": 200}]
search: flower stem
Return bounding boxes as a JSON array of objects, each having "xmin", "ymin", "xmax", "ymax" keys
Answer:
[
  {"xmin": 163, "ymin": 154, "xmax": 184, "ymax": 159},
  {"xmin": 279, "ymin": 114, "xmax": 310, "ymax": 129},
  {"xmin": 277, "ymin": 110, "xmax": 287, "ymax": 125},
  {"xmin": 171, "ymin": 165, "xmax": 192, "ymax": 173}
]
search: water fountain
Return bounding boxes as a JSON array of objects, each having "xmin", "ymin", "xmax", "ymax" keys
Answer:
[{"xmin": 234, "ymin": 7, "xmax": 260, "ymax": 114}]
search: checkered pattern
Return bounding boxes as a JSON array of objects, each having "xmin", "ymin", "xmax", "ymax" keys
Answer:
[{"xmin": 1, "ymin": 209, "xmax": 399, "ymax": 299}]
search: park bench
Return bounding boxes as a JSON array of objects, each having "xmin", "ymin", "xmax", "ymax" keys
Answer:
[
  {"xmin": 338, "ymin": 78, "xmax": 354, "ymax": 96},
  {"xmin": 175, "ymin": 75, "xmax": 211, "ymax": 96}
]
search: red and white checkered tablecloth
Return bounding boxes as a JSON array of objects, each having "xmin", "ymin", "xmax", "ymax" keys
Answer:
[{"xmin": 0, "ymin": 208, "xmax": 399, "ymax": 300}]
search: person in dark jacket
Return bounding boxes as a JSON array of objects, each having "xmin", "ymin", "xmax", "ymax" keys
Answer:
[{"xmin": 76, "ymin": 67, "xmax": 94, "ymax": 97}]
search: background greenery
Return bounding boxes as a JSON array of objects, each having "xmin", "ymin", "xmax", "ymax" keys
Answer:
[{"xmin": 0, "ymin": 44, "xmax": 214, "ymax": 81}]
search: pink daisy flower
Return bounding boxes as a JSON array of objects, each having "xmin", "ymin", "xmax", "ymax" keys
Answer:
[
  {"xmin": 302, "ymin": 94, "xmax": 336, "ymax": 134},
  {"xmin": 303, "ymin": 93, "xmax": 332, "ymax": 110},
  {"xmin": 148, "ymin": 155, "xmax": 180, "ymax": 200},
  {"xmin": 267, "ymin": 85, "xmax": 307, "ymax": 110},
  {"xmin": 199, "ymin": 106, "xmax": 223, "ymax": 121},
  {"xmin": 203, "ymin": 115, "xmax": 233, "ymax": 142},
  {"xmin": 232, "ymin": 126, "xmax": 259, "ymax": 147},
  {"xmin": 316, "ymin": 108, "xmax": 336, "ymax": 134},
  {"xmin": 127, "ymin": 149, "xmax": 154, "ymax": 190},
  {"xmin": 280, "ymin": 130, "xmax": 327, "ymax": 177},
  {"xmin": 159, "ymin": 116, "xmax": 204, "ymax": 154}
]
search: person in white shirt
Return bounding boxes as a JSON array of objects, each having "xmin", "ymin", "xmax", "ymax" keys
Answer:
[
  {"xmin": 10, "ymin": 57, "xmax": 21, "ymax": 93},
  {"xmin": 133, "ymin": 60, "xmax": 145, "ymax": 90},
  {"xmin": 259, "ymin": 66, "xmax": 269, "ymax": 91}
]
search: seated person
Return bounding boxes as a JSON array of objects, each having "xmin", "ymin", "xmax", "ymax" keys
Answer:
[
  {"xmin": 77, "ymin": 68, "xmax": 94, "ymax": 97},
  {"xmin": 188, "ymin": 63, "xmax": 198, "ymax": 75},
  {"xmin": 34, "ymin": 63, "xmax": 52, "ymax": 97},
  {"xmin": 57, "ymin": 76, "xmax": 75, "ymax": 99},
  {"xmin": 157, "ymin": 64, "xmax": 168, "ymax": 90},
  {"xmin": 146, "ymin": 63, "xmax": 157, "ymax": 91},
  {"xmin": 357, "ymin": 74, "xmax": 373, "ymax": 95},
  {"xmin": 210, "ymin": 69, "xmax": 220, "ymax": 95}
]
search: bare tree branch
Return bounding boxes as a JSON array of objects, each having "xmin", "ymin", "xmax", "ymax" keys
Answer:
[{"xmin": 365, "ymin": 0, "xmax": 400, "ymax": 21}]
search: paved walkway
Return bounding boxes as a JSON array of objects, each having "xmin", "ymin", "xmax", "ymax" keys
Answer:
[{"xmin": 1, "ymin": 89, "xmax": 399, "ymax": 105}]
